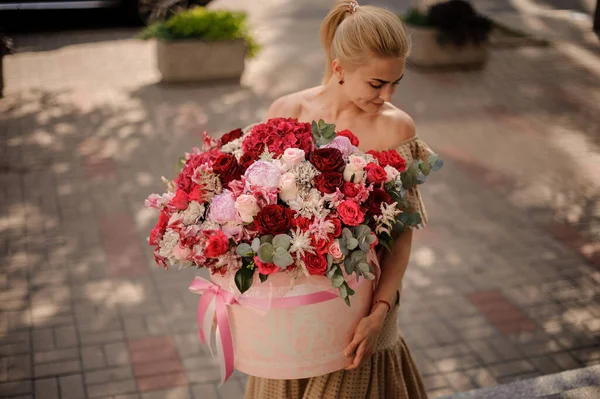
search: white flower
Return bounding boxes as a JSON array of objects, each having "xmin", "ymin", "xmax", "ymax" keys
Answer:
[
  {"xmin": 182, "ymin": 201, "xmax": 206, "ymax": 225},
  {"xmin": 289, "ymin": 228, "xmax": 315, "ymax": 258},
  {"xmin": 235, "ymin": 194, "xmax": 260, "ymax": 223},
  {"xmin": 343, "ymin": 164, "xmax": 364, "ymax": 183},
  {"xmin": 279, "ymin": 173, "xmax": 298, "ymax": 203},
  {"xmin": 287, "ymin": 188, "xmax": 330, "ymax": 219},
  {"xmin": 384, "ymin": 165, "xmax": 401, "ymax": 183},
  {"xmin": 158, "ymin": 230, "xmax": 180, "ymax": 258},
  {"xmin": 220, "ymin": 137, "xmax": 243, "ymax": 154},
  {"xmin": 308, "ymin": 218, "xmax": 335, "ymax": 241}
]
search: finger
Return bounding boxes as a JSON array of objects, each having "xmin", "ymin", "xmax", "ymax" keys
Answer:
[
  {"xmin": 344, "ymin": 331, "xmax": 366, "ymax": 356},
  {"xmin": 345, "ymin": 341, "xmax": 367, "ymax": 370}
]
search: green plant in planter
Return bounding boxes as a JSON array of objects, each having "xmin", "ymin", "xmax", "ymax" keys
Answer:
[
  {"xmin": 402, "ymin": 0, "xmax": 492, "ymax": 47},
  {"xmin": 139, "ymin": 7, "xmax": 260, "ymax": 58}
]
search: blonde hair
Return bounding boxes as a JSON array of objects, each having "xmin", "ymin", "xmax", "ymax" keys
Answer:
[{"xmin": 320, "ymin": 1, "xmax": 410, "ymax": 83}]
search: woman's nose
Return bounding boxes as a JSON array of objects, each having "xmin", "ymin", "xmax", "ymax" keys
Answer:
[{"xmin": 380, "ymin": 87, "xmax": 393, "ymax": 102}]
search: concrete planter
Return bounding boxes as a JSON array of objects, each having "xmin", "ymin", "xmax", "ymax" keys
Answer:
[
  {"xmin": 408, "ymin": 25, "xmax": 489, "ymax": 70},
  {"xmin": 157, "ymin": 38, "xmax": 246, "ymax": 83}
]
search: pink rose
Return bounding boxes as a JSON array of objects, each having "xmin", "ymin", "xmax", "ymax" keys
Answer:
[
  {"xmin": 349, "ymin": 154, "xmax": 367, "ymax": 169},
  {"xmin": 279, "ymin": 173, "xmax": 298, "ymax": 202},
  {"xmin": 244, "ymin": 161, "xmax": 282, "ymax": 191},
  {"xmin": 172, "ymin": 244, "xmax": 191, "ymax": 261},
  {"xmin": 328, "ymin": 240, "xmax": 345, "ymax": 263},
  {"xmin": 208, "ymin": 190, "xmax": 239, "ymax": 224},
  {"xmin": 281, "ymin": 148, "xmax": 305, "ymax": 167},
  {"xmin": 337, "ymin": 200, "xmax": 365, "ymax": 226},
  {"xmin": 234, "ymin": 194, "xmax": 259, "ymax": 223}
]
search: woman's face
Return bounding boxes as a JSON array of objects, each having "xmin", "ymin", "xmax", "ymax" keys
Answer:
[{"xmin": 340, "ymin": 57, "xmax": 405, "ymax": 113}]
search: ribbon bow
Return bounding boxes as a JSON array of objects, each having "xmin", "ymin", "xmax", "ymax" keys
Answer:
[{"xmin": 189, "ymin": 277, "xmax": 236, "ymax": 385}]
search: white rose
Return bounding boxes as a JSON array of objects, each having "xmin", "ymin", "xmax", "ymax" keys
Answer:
[
  {"xmin": 234, "ymin": 194, "xmax": 260, "ymax": 223},
  {"xmin": 282, "ymin": 148, "xmax": 305, "ymax": 167},
  {"xmin": 384, "ymin": 165, "xmax": 400, "ymax": 182},
  {"xmin": 348, "ymin": 154, "xmax": 367, "ymax": 169},
  {"xmin": 343, "ymin": 164, "xmax": 364, "ymax": 183},
  {"xmin": 279, "ymin": 173, "xmax": 298, "ymax": 202}
]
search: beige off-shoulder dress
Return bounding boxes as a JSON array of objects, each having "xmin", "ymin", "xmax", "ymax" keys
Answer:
[{"xmin": 244, "ymin": 136, "xmax": 434, "ymax": 399}]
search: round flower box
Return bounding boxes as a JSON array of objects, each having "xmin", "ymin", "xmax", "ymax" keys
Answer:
[{"xmin": 208, "ymin": 271, "xmax": 373, "ymax": 379}]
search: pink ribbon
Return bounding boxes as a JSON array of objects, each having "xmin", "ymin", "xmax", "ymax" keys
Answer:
[{"xmin": 188, "ymin": 274, "xmax": 368, "ymax": 384}]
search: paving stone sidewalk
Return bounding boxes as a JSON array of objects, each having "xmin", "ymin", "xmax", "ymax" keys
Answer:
[{"xmin": 1, "ymin": 0, "xmax": 599, "ymax": 398}]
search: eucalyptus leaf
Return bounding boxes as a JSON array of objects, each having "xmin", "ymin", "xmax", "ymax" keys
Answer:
[
  {"xmin": 273, "ymin": 234, "xmax": 291, "ymax": 250},
  {"xmin": 259, "ymin": 273, "xmax": 269, "ymax": 283},
  {"xmin": 339, "ymin": 284, "xmax": 348, "ymax": 299},
  {"xmin": 326, "ymin": 265, "xmax": 337, "ymax": 279},
  {"xmin": 346, "ymin": 237, "xmax": 358, "ymax": 250},
  {"xmin": 344, "ymin": 258, "xmax": 353, "ymax": 275},
  {"xmin": 327, "ymin": 254, "xmax": 333, "ymax": 268},
  {"xmin": 331, "ymin": 274, "xmax": 345, "ymax": 288},
  {"xmin": 358, "ymin": 262, "xmax": 370, "ymax": 273},
  {"xmin": 260, "ymin": 235, "xmax": 274, "ymax": 244},
  {"xmin": 359, "ymin": 239, "xmax": 371, "ymax": 252},
  {"xmin": 251, "ymin": 238, "xmax": 261, "ymax": 253},
  {"xmin": 417, "ymin": 171, "xmax": 427, "ymax": 184},
  {"xmin": 273, "ymin": 251, "xmax": 294, "ymax": 268},
  {"xmin": 346, "ymin": 284, "xmax": 355, "ymax": 297},
  {"xmin": 257, "ymin": 243, "xmax": 274, "ymax": 263},
  {"xmin": 364, "ymin": 271, "xmax": 375, "ymax": 280},
  {"xmin": 366, "ymin": 234, "xmax": 376, "ymax": 244},
  {"xmin": 236, "ymin": 243, "xmax": 253, "ymax": 257}
]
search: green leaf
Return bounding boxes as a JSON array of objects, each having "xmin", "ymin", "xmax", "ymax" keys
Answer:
[
  {"xmin": 339, "ymin": 284, "xmax": 348, "ymax": 298},
  {"xmin": 359, "ymin": 238, "xmax": 371, "ymax": 252},
  {"xmin": 344, "ymin": 258, "xmax": 354, "ymax": 275},
  {"xmin": 346, "ymin": 237, "xmax": 358, "ymax": 250},
  {"xmin": 273, "ymin": 249, "xmax": 294, "ymax": 268},
  {"xmin": 346, "ymin": 284, "xmax": 355, "ymax": 297},
  {"xmin": 236, "ymin": 243, "xmax": 253, "ymax": 257},
  {"xmin": 251, "ymin": 238, "xmax": 261, "ymax": 253},
  {"xmin": 259, "ymin": 273, "xmax": 269, "ymax": 283},
  {"xmin": 327, "ymin": 254, "xmax": 333, "ymax": 268},
  {"xmin": 257, "ymin": 243, "xmax": 274, "ymax": 263},
  {"xmin": 235, "ymin": 266, "xmax": 255, "ymax": 294},
  {"xmin": 273, "ymin": 234, "xmax": 291, "ymax": 250},
  {"xmin": 344, "ymin": 296, "xmax": 351, "ymax": 306},
  {"xmin": 358, "ymin": 262, "xmax": 370, "ymax": 273},
  {"xmin": 260, "ymin": 235, "xmax": 273, "ymax": 244},
  {"xmin": 332, "ymin": 274, "xmax": 345, "ymax": 288}
]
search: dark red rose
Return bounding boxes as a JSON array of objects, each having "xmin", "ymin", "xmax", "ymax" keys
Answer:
[
  {"xmin": 238, "ymin": 153, "xmax": 257, "ymax": 171},
  {"xmin": 203, "ymin": 231, "xmax": 230, "ymax": 258},
  {"xmin": 255, "ymin": 204, "xmax": 294, "ymax": 235},
  {"xmin": 365, "ymin": 163, "xmax": 387, "ymax": 184},
  {"xmin": 220, "ymin": 128, "xmax": 243, "ymax": 146},
  {"xmin": 212, "ymin": 153, "xmax": 242, "ymax": 184},
  {"xmin": 342, "ymin": 182, "xmax": 361, "ymax": 198},
  {"xmin": 302, "ymin": 252, "xmax": 328, "ymax": 276},
  {"xmin": 365, "ymin": 188, "xmax": 393, "ymax": 215},
  {"xmin": 170, "ymin": 189, "xmax": 189, "ymax": 210},
  {"xmin": 149, "ymin": 210, "xmax": 170, "ymax": 245},
  {"xmin": 309, "ymin": 148, "xmax": 345, "ymax": 172},
  {"xmin": 337, "ymin": 130, "xmax": 360, "ymax": 146},
  {"xmin": 313, "ymin": 172, "xmax": 344, "ymax": 194},
  {"xmin": 254, "ymin": 256, "xmax": 278, "ymax": 275}
]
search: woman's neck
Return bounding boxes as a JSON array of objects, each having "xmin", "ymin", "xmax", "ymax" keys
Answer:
[{"xmin": 317, "ymin": 78, "xmax": 362, "ymax": 120}]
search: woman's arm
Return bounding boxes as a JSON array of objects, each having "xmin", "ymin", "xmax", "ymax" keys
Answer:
[
  {"xmin": 370, "ymin": 229, "xmax": 412, "ymax": 322},
  {"xmin": 344, "ymin": 228, "xmax": 413, "ymax": 369}
]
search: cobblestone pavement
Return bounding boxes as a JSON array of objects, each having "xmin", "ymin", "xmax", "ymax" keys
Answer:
[{"xmin": 1, "ymin": 0, "xmax": 599, "ymax": 398}]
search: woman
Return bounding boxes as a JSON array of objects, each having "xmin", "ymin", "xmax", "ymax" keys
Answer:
[{"xmin": 245, "ymin": 1, "xmax": 432, "ymax": 398}]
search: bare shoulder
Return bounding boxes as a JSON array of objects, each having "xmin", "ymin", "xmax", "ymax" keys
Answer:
[
  {"xmin": 266, "ymin": 87, "xmax": 321, "ymax": 120},
  {"xmin": 378, "ymin": 104, "xmax": 416, "ymax": 146}
]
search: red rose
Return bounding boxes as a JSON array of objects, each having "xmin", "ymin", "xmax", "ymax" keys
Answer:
[
  {"xmin": 313, "ymin": 172, "xmax": 345, "ymax": 194},
  {"xmin": 302, "ymin": 253, "xmax": 328, "ymax": 276},
  {"xmin": 220, "ymin": 128, "xmax": 243, "ymax": 145},
  {"xmin": 203, "ymin": 231, "xmax": 230, "ymax": 258},
  {"xmin": 327, "ymin": 217, "xmax": 342, "ymax": 237},
  {"xmin": 212, "ymin": 153, "xmax": 242, "ymax": 184},
  {"xmin": 255, "ymin": 204, "xmax": 294, "ymax": 235},
  {"xmin": 149, "ymin": 210, "xmax": 170, "ymax": 245},
  {"xmin": 383, "ymin": 150, "xmax": 407, "ymax": 172},
  {"xmin": 254, "ymin": 256, "xmax": 278, "ymax": 275},
  {"xmin": 309, "ymin": 148, "xmax": 345, "ymax": 172},
  {"xmin": 365, "ymin": 163, "xmax": 387, "ymax": 184},
  {"xmin": 365, "ymin": 188, "xmax": 393, "ymax": 215},
  {"xmin": 171, "ymin": 189, "xmax": 189, "ymax": 210},
  {"xmin": 337, "ymin": 130, "xmax": 360, "ymax": 146},
  {"xmin": 342, "ymin": 182, "xmax": 361, "ymax": 198},
  {"xmin": 337, "ymin": 200, "xmax": 365, "ymax": 226},
  {"xmin": 312, "ymin": 237, "xmax": 330, "ymax": 255},
  {"xmin": 294, "ymin": 216, "xmax": 312, "ymax": 231}
]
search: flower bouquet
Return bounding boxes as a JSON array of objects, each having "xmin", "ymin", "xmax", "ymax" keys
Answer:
[{"xmin": 146, "ymin": 118, "xmax": 442, "ymax": 380}]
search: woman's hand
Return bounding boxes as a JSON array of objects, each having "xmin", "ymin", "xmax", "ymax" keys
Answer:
[{"xmin": 343, "ymin": 306, "xmax": 387, "ymax": 370}]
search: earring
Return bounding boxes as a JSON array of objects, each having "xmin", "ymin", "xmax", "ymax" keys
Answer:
[{"xmin": 338, "ymin": 79, "xmax": 344, "ymax": 85}]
